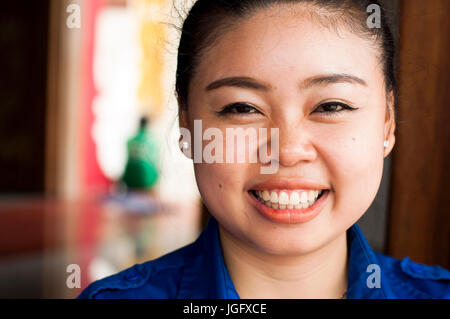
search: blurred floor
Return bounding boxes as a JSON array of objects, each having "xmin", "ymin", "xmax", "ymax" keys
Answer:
[{"xmin": 0, "ymin": 194, "xmax": 201, "ymax": 298}]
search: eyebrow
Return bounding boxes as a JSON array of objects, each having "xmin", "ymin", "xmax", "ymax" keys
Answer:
[
  {"xmin": 205, "ymin": 73, "xmax": 367, "ymax": 92},
  {"xmin": 205, "ymin": 76, "xmax": 271, "ymax": 92},
  {"xmin": 299, "ymin": 73, "xmax": 367, "ymax": 89}
]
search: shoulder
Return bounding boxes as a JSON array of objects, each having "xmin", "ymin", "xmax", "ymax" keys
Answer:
[
  {"xmin": 77, "ymin": 242, "xmax": 197, "ymax": 299},
  {"xmin": 375, "ymin": 253, "xmax": 450, "ymax": 299}
]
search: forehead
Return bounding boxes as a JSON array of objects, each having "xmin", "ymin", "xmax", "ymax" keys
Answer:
[{"xmin": 193, "ymin": 6, "xmax": 381, "ymax": 89}]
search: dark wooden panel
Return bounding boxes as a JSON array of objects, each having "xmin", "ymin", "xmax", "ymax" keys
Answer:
[
  {"xmin": 0, "ymin": 1, "xmax": 49, "ymax": 193},
  {"xmin": 388, "ymin": 0, "xmax": 450, "ymax": 268}
]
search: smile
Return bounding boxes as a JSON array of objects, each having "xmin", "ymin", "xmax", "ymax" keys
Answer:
[
  {"xmin": 247, "ymin": 184, "xmax": 330, "ymax": 224},
  {"xmin": 250, "ymin": 189, "xmax": 325, "ymax": 210}
]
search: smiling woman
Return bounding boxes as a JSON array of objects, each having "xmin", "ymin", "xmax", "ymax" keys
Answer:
[{"xmin": 78, "ymin": 0, "xmax": 450, "ymax": 299}]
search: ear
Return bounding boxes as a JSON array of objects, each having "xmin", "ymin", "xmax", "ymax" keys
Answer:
[
  {"xmin": 177, "ymin": 98, "xmax": 193, "ymax": 160},
  {"xmin": 383, "ymin": 91, "xmax": 396, "ymax": 158},
  {"xmin": 177, "ymin": 96, "xmax": 189, "ymax": 129}
]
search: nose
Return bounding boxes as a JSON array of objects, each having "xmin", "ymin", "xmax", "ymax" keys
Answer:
[{"xmin": 277, "ymin": 125, "xmax": 317, "ymax": 167}]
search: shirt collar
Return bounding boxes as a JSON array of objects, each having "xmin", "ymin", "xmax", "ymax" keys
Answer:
[
  {"xmin": 177, "ymin": 216, "xmax": 239, "ymax": 298},
  {"xmin": 346, "ymin": 223, "xmax": 394, "ymax": 298},
  {"xmin": 178, "ymin": 216, "xmax": 393, "ymax": 299}
]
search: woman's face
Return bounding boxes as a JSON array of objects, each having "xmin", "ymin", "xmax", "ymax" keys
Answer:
[{"xmin": 181, "ymin": 6, "xmax": 396, "ymax": 255}]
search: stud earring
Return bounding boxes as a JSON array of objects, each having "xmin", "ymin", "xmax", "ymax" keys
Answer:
[
  {"xmin": 180, "ymin": 141, "xmax": 190, "ymax": 150},
  {"xmin": 179, "ymin": 136, "xmax": 192, "ymax": 159},
  {"xmin": 383, "ymin": 140, "xmax": 389, "ymax": 148}
]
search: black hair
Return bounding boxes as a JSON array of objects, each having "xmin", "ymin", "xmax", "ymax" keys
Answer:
[{"xmin": 175, "ymin": 0, "xmax": 396, "ymax": 111}]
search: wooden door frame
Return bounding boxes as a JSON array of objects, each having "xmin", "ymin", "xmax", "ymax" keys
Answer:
[{"xmin": 387, "ymin": 0, "xmax": 450, "ymax": 268}]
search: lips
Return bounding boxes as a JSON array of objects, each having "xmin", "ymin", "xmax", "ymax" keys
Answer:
[{"xmin": 247, "ymin": 179, "xmax": 330, "ymax": 224}]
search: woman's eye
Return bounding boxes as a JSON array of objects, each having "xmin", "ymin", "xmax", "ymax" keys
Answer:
[
  {"xmin": 313, "ymin": 102, "xmax": 358, "ymax": 115},
  {"xmin": 218, "ymin": 103, "xmax": 260, "ymax": 115}
]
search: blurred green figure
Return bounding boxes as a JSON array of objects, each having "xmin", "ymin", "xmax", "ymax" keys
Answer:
[{"xmin": 121, "ymin": 116, "xmax": 159, "ymax": 190}]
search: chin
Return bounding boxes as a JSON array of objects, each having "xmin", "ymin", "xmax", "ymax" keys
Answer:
[
  {"xmin": 251, "ymin": 228, "xmax": 334, "ymax": 256},
  {"xmin": 224, "ymin": 217, "xmax": 334, "ymax": 257}
]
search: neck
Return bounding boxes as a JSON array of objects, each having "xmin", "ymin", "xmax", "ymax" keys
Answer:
[{"xmin": 218, "ymin": 225, "xmax": 348, "ymax": 299}]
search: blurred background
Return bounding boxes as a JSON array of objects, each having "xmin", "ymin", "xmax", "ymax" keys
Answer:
[{"xmin": 0, "ymin": 0, "xmax": 448, "ymax": 298}]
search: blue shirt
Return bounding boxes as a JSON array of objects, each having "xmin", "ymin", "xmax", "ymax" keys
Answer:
[{"xmin": 78, "ymin": 216, "xmax": 450, "ymax": 299}]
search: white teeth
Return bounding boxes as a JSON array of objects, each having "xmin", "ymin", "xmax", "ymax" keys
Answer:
[
  {"xmin": 308, "ymin": 190, "xmax": 316, "ymax": 203},
  {"xmin": 254, "ymin": 189, "xmax": 324, "ymax": 210},
  {"xmin": 300, "ymin": 192, "xmax": 308, "ymax": 204},
  {"xmin": 270, "ymin": 191, "xmax": 278, "ymax": 203},
  {"xmin": 289, "ymin": 192, "xmax": 300, "ymax": 205},
  {"xmin": 279, "ymin": 192, "xmax": 289, "ymax": 205}
]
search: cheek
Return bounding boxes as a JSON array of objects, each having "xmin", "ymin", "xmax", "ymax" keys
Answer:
[
  {"xmin": 193, "ymin": 161, "xmax": 249, "ymax": 219},
  {"xmin": 193, "ymin": 125, "xmax": 262, "ymax": 225},
  {"xmin": 316, "ymin": 116, "xmax": 385, "ymax": 219},
  {"xmin": 193, "ymin": 124, "xmax": 260, "ymax": 195}
]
